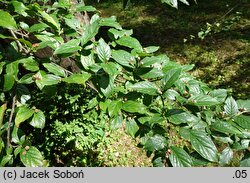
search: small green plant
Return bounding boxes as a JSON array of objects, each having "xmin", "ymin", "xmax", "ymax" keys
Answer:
[{"xmin": 0, "ymin": 0, "xmax": 249, "ymax": 167}]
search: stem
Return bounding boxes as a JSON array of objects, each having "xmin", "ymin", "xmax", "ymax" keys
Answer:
[
  {"xmin": 10, "ymin": 30, "xmax": 29, "ymax": 54},
  {"xmin": 7, "ymin": 95, "xmax": 16, "ymax": 148}
]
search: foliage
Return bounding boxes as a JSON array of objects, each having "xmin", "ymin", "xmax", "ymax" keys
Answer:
[{"xmin": 0, "ymin": 0, "xmax": 249, "ymax": 167}]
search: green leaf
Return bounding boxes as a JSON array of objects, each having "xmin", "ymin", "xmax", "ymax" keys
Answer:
[
  {"xmin": 43, "ymin": 63, "xmax": 66, "ymax": 77},
  {"xmin": 81, "ymin": 21, "xmax": 99, "ymax": 45},
  {"xmin": 240, "ymin": 153, "xmax": 250, "ymax": 167},
  {"xmin": 15, "ymin": 106, "xmax": 34, "ymax": 127},
  {"xmin": 116, "ymin": 36, "xmax": 143, "ymax": 52},
  {"xmin": 144, "ymin": 135, "xmax": 167, "ymax": 151},
  {"xmin": 170, "ymin": 146, "xmax": 193, "ymax": 167},
  {"xmin": 100, "ymin": 62, "xmax": 121, "ymax": 76},
  {"xmin": 28, "ymin": 23, "xmax": 48, "ymax": 33},
  {"xmin": 20, "ymin": 146, "xmax": 44, "ymax": 167},
  {"xmin": 0, "ymin": 103, "xmax": 7, "ymax": 128},
  {"xmin": 20, "ymin": 57, "xmax": 39, "ymax": 72},
  {"xmin": 122, "ymin": 100, "xmax": 147, "ymax": 114},
  {"xmin": 11, "ymin": 1, "xmax": 28, "ymax": 17},
  {"xmin": 190, "ymin": 130, "xmax": 218, "ymax": 162},
  {"xmin": 112, "ymin": 50, "xmax": 135, "ymax": 68},
  {"xmin": 3, "ymin": 74, "xmax": 15, "ymax": 91},
  {"xmin": 168, "ymin": 112, "xmax": 199, "ymax": 125},
  {"xmin": 188, "ymin": 94, "xmax": 219, "ymax": 106},
  {"xmin": 237, "ymin": 100, "xmax": 250, "ymax": 112},
  {"xmin": 40, "ymin": 11, "xmax": 60, "ymax": 31},
  {"xmin": 140, "ymin": 55, "xmax": 169, "ymax": 67},
  {"xmin": 233, "ymin": 115, "xmax": 250, "ymax": 130},
  {"xmin": 128, "ymin": 81, "xmax": 159, "ymax": 95},
  {"xmin": 62, "ymin": 73, "xmax": 91, "ymax": 85},
  {"xmin": 126, "ymin": 119, "xmax": 139, "ymax": 138},
  {"xmin": 30, "ymin": 110, "xmax": 45, "ymax": 129},
  {"xmin": 209, "ymin": 89, "xmax": 227, "ymax": 103},
  {"xmin": 211, "ymin": 120, "xmax": 242, "ymax": 135},
  {"xmin": 76, "ymin": 5, "xmax": 97, "ymax": 12},
  {"xmin": 143, "ymin": 46, "xmax": 160, "ymax": 54},
  {"xmin": 96, "ymin": 38, "xmax": 111, "ymax": 62},
  {"xmin": 108, "ymin": 100, "xmax": 122, "ymax": 117},
  {"xmin": 16, "ymin": 84, "xmax": 31, "ymax": 104},
  {"xmin": 0, "ymin": 10, "xmax": 17, "ymax": 30},
  {"xmin": 34, "ymin": 71, "xmax": 61, "ymax": 90},
  {"xmin": 224, "ymin": 96, "xmax": 238, "ymax": 116},
  {"xmin": 162, "ymin": 68, "xmax": 181, "ymax": 90},
  {"xmin": 99, "ymin": 16, "xmax": 122, "ymax": 29},
  {"xmin": 110, "ymin": 115, "xmax": 123, "ymax": 130},
  {"xmin": 219, "ymin": 147, "xmax": 233, "ymax": 166},
  {"xmin": 18, "ymin": 74, "xmax": 34, "ymax": 84},
  {"xmin": 0, "ymin": 155, "xmax": 12, "ymax": 167},
  {"xmin": 54, "ymin": 39, "xmax": 81, "ymax": 55},
  {"xmin": 108, "ymin": 28, "xmax": 133, "ymax": 39}
]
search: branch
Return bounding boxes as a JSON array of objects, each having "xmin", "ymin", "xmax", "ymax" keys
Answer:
[
  {"xmin": 7, "ymin": 95, "xmax": 16, "ymax": 148},
  {"xmin": 9, "ymin": 30, "xmax": 29, "ymax": 54}
]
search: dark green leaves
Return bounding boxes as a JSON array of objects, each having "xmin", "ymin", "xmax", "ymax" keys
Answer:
[
  {"xmin": 30, "ymin": 111, "xmax": 45, "ymax": 129},
  {"xmin": 219, "ymin": 147, "xmax": 233, "ymax": 166},
  {"xmin": 169, "ymin": 146, "xmax": 193, "ymax": 167},
  {"xmin": 211, "ymin": 120, "xmax": 242, "ymax": 135},
  {"xmin": 0, "ymin": 10, "xmax": 17, "ymax": 30},
  {"xmin": 20, "ymin": 146, "xmax": 44, "ymax": 167},
  {"xmin": 112, "ymin": 50, "xmax": 135, "ymax": 68},
  {"xmin": 81, "ymin": 21, "xmax": 99, "ymax": 45},
  {"xmin": 43, "ymin": 63, "xmax": 66, "ymax": 77},
  {"xmin": 96, "ymin": 38, "xmax": 111, "ymax": 62},
  {"xmin": 188, "ymin": 94, "xmax": 219, "ymax": 106},
  {"xmin": 144, "ymin": 135, "xmax": 167, "ymax": 152},
  {"xmin": 162, "ymin": 68, "xmax": 181, "ymax": 90},
  {"xmin": 234, "ymin": 115, "xmax": 250, "ymax": 130},
  {"xmin": 190, "ymin": 130, "xmax": 218, "ymax": 162}
]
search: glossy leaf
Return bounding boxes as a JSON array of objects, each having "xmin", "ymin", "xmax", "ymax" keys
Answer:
[
  {"xmin": 237, "ymin": 100, "xmax": 250, "ymax": 112},
  {"xmin": 209, "ymin": 89, "xmax": 227, "ymax": 103},
  {"xmin": 234, "ymin": 115, "xmax": 250, "ymax": 130},
  {"xmin": 224, "ymin": 96, "xmax": 238, "ymax": 116},
  {"xmin": 16, "ymin": 84, "xmax": 31, "ymax": 104},
  {"xmin": 62, "ymin": 73, "xmax": 91, "ymax": 85},
  {"xmin": 140, "ymin": 55, "xmax": 169, "ymax": 67},
  {"xmin": 30, "ymin": 110, "xmax": 45, "ymax": 129},
  {"xmin": 0, "ymin": 10, "xmax": 17, "ymax": 30},
  {"xmin": 126, "ymin": 119, "xmax": 139, "ymax": 138},
  {"xmin": 40, "ymin": 11, "xmax": 60, "ymax": 31},
  {"xmin": 211, "ymin": 120, "xmax": 242, "ymax": 135},
  {"xmin": 54, "ymin": 39, "xmax": 81, "ymax": 55},
  {"xmin": 170, "ymin": 146, "xmax": 193, "ymax": 167},
  {"xmin": 144, "ymin": 135, "xmax": 167, "ymax": 151},
  {"xmin": 112, "ymin": 50, "xmax": 135, "ymax": 68},
  {"xmin": 0, "ymin": 103, "xmax": 7, "ymax": 128},
  {"xmin": 116, "ymin": 36, "xmax": 143, "ymax": 52},
  {"xmin": 128, "ymin": 81, "xmax": 159, "ymax": 95},
  {"xmin": 190, "ymin": 130, "xmax": 218, "ymax": 162},
  {"xmin": 219, "ymin": 147, "xmax": 233, "ymax": 166},
  {"xmin": 96, "ymin": 38, "xmax": 111, "ymax": 62},
  {"xmin": 162, "ymin": 68, "xmax": 181, "ymax": 90},
  {"xmin": 110, "ymin": 115, "xmax": 123, "ymax": 130},
  {"xmin": 189, "ymin": 94, "xmax": 219, "ymax": 106},
  {"xmin": 43, "ymin": 63, "xmax": 66, "ymax": 77},
  {"xmin": 15, "ymin": 106, "xmax": 34, "ymax": 127},
  {"xmin": 20, "ymin": 146, "xmax": 44, "ymax": 167},
  {"xmin": 108, "ymin": 100, "xmax": 122, "ymax": 117},
  {"xmin": 81, "ymin": 21, "xmax": 99, "ymax": 45},
  {"xmin": 122, "ymin": 100, "xmax": 147, "ymax": 114},
  {"xmin": 11, "ymin": 1, "xmax": 28, "ymax": 17},
  {"xmin": 168, "ymin": 112, "xmax": 199, "ymax": 125}
]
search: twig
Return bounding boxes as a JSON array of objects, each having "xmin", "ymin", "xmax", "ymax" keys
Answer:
[
  {"xmin": 7, "ymin": 95, "xmax": 16, "ymax": 148},
  {"xmin": 10, "ymin": 30, "xmax": 29, "ymax": 54}
]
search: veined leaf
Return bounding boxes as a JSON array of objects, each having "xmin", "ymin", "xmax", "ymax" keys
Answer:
[
  {"xmin": 12, "ymin": 1, "xmax": 28, "ymax": 17},
  {"xmin": 211, "ymin": 120, "xmax": 242, "ymax": 135},
  {"xmin": 0, "ymin": 10, "xmax": 17, "ymax": 30},
  {"xmin": 40, "ymin": 11, "xmax": 60, "ymax": 31},
  {"xmin": 209, "ymin": 89, "xmax": 227, "ymax": 103},
  {"xmin": 122, "ymin": 100, "xmax": 147, "ymax": 114},
  {"xmin": 144, "ymin": 135, "xmax": 167, "ymax": 152},
  {"xmin": 30, "ymin": 110, "xmax": 45, "ymax": 129},
  {"xmin": 190, "ymin": 130, "xmax": 218, "ymax": 162},
  {"xmin": 96, "ymin": 38, "xmax": 111, "ymax": 62},
  {"xmin": 126, "ymin": 119, "xmax": 139, "ymax": 138},
  {"xmin": 20, "ymin": 146, "xmax": 44, "ymax": 167},
  {"xmin": 43, "ymin": 63, "xmax": 66, "ymax": 77},
  {"xmin": 15, "ymin": 106, "xmax": 34, "ymax": 127},
  {"xmin": 110, "ymin": 115, "xmax": 123, "ymax": 130},
  {"xmin": 81, "ymin": 21, "xmax": 99, "ymax": 45},
  {"xmin": 170, "ymin": 146, "xmax": 193, "ymax": 167},
  {"xmin": 224, "ymin": 96, "xmax": 238, "ymax": 116},
  {"xmin": 234, "ymin": 115, "xmax": 250, "ymax": 130},
  {"xmin": 116, "ymin": 36, "xmax": 143, "ymax": 52},
  {"xmin": 128, "ymin": 81, "xmax": 159, "ymax": 95},
  {"xmin": 188, "ymin": 94, "xmax": 219, "ymax": 106},
  {"xmin": 168, "ymin": 112, "xmax": 199, "ymax": 125},
  {"xmin": 62, "ymin": 73, "xmax": 91, "ymax": 85},
  {"xmin": 162, "ymin": 68, "xmax": 181, "ymax": 90},
  {"xmin": 237, "ymin": 100, "xmax": 250, "ymax": 112},
  {"xmin": 112, "ymin": 50, "xmax": 135, "ymax": 68},
  {"xmin": 219, "ymin": 147, "xmax": 233, "ymax": 166},
  {"xmin": 54, "ymin": 39, "xmax": 81, "ymax": 55}
]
